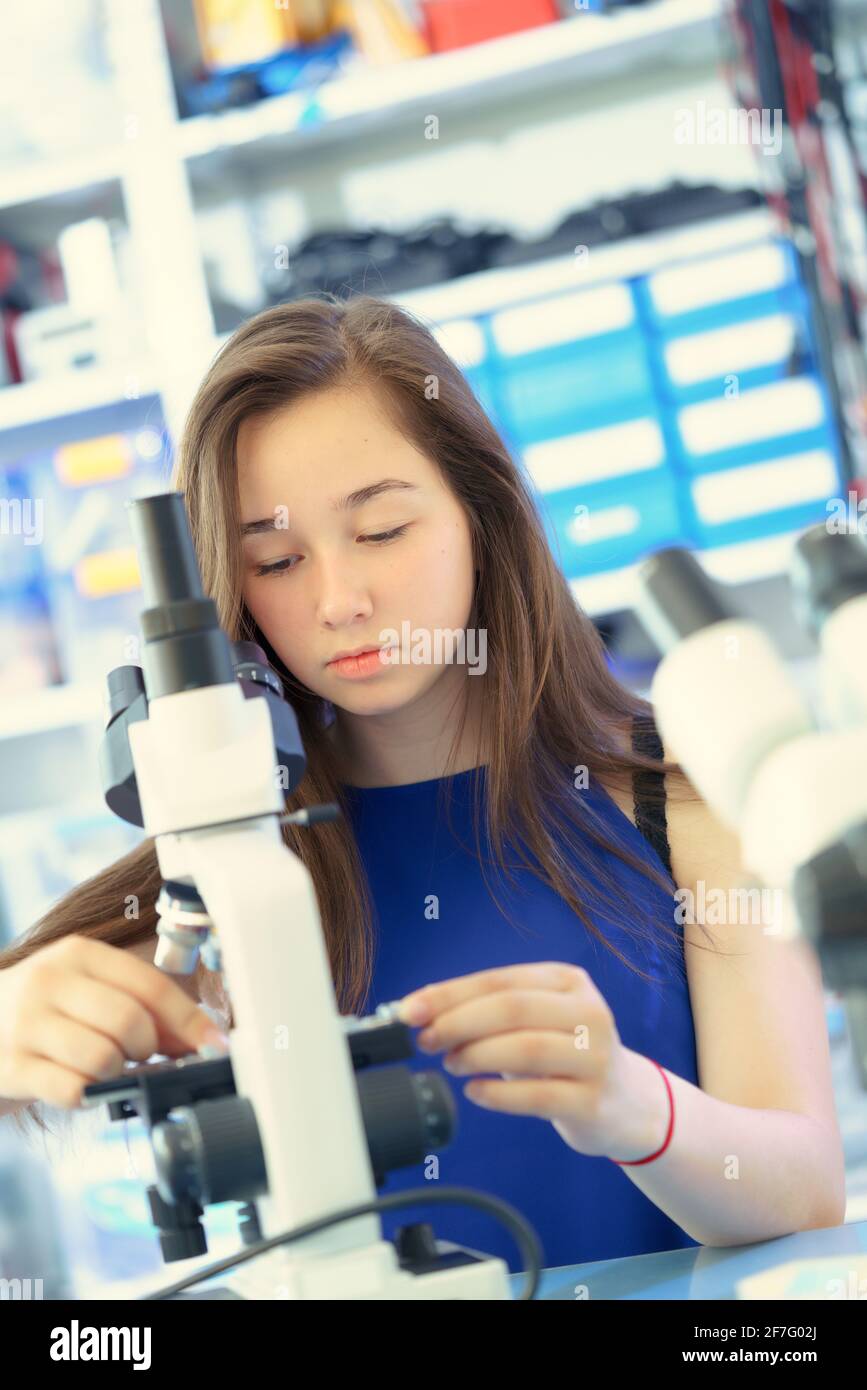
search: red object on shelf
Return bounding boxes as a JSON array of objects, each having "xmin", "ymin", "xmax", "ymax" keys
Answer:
[
  {"xmin": 1, "ymin": 308, "xmax": 23, "ymax": 384},
  {"xmin": 420, "ymin": 0, "xmax": 560, "ymax": 53}
]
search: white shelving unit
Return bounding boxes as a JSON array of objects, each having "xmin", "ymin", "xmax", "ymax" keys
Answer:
[
  {"xmin": 178, "ymin": 0, "xmax": 720, "ymax": 169},
  {"xmin": 0, "ymin": 681, "xmax": 105, "ymax": 743},
  {"xmin": 0, "ymin": 361, "xmax": 158, "ymax": 433},
  {"xmin": 0, "ymin": 0, "xmax": 839, "ymax": 749},
  {"xmin": 0, "ymin": 150, "xmax": 124, "ymax": 215},
  {"xmin": 2, "ymin": 0, "xmax": 729, "ymax": 438}
]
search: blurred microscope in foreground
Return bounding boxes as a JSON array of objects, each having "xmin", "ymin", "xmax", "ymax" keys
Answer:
[{"xmin": 637, "ymin": 522, "xmax": 867, "ymax": 1088}]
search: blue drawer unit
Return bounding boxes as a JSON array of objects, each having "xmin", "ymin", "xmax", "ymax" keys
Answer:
[
  {"xmin": 464, "ymin": 362, "xmax": 499, "ymax": 425},
  {"xmin": 634, "ymin": 233, "xmax": 846, "ymax": 549},
  {"xmin": 635, "ymin": 237, "xmax": 800, "ymax": 337},
  {"xmin": 412, "ymin": 224, "xmax": 848, "ymax": 586},
  {"xmin": 647, "ymin": 287, "xmax": 817, "ymax": 409},
  {"xmin": 494, "ymin": 330, "xmax": 655, "ymax": 442},
  {"xmin": 671, "ymin": 373, "xmax": 841, "ymax": 475},
  {"xmin": 487, "ymin": 283, "xmax": 656, "ymax": 443},
  {"xmin": 672, "ymin": 374, "xmax": 844, "ymax": 547},
  {"xmin": 519, "ymin": 413, "xmax": 669, "ymax": 495},
  {"xmin": 431, "ymin": 316, "xmax": 500, "ymax": 430},
  {"xmin": 533, "ymin": 468, "xmax": 685, "ymax": 579},
  {"xmin": 680, "ymin": 441, "xmax": 841, "ymax": 549}
]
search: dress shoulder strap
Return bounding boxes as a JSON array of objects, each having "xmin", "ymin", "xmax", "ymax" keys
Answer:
[{"xmin": 631, "ymin": 716, "xmax": 673, "ymax": 879}]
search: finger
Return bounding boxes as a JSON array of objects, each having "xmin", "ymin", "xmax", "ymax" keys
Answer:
[
  {"xmin": 419, "ymin": 988, "xmax": 609, "ymax": 1055},
  {"xmin": 67, "ymin": 937, "xmax": 221, "ymax": 1054},
  {"xmin": 42, "ymin": 978, "xmax": 158, "ymax": 1061},
  {"xmin": 17, "ymin": 1014, "xmax": 127, "ymax": 1084},
  {"xmin": 399, "ymin": 962, "xmax": 589, "ymax": 1025},
  {"xmin": 0, "ymin": 1054, "xmax": 93, "ymax": 1110},
  {"xmin": 443, "ymin": 1029, "xmax": 599, "ymax": 1082},
  {"xmin": 462, "ymin": 1076, "xmax": 584, "ymax": 1120}
]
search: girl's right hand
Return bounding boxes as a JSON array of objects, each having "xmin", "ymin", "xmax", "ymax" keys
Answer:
[{"xmin": 0, "ymin": 935, "xmax": 227, "ymax": 1111}]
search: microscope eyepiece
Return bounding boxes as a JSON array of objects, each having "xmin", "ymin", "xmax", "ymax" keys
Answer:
[
  {"xmin": 127, "ymin": 490, "xmax": 205, "ymax": 607},
  {"xmin": 127, "ymin": 492, "xmax": 235, "ymax": 700},
  {"xmin": 790, "ymin": 524, "xmax": 867, "ymax": 635},
  {"xmin": 636, "ymin": 546, "xmax": 732, "ymax": 655}
]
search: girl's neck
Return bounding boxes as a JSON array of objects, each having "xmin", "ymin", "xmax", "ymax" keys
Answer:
[{"xmin": 327, "ymin": 672, "xmax": 489, "ymax": 789}]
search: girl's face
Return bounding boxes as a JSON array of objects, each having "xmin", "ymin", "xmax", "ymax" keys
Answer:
[{"xmin": 237, "ymin": 384, "xmax": 477, "ymax": 718}]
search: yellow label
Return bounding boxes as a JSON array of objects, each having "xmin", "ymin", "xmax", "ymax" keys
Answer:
[
  {"xmin": 194, "ymin": 0, "xmax": 290, "ymax": 66},
  {"xmin": 74, "ymin": 547, "xmax": 141, "ymax": 598},
  {"xmin": 54, "ymin": 435, "xmax": 133, "ymax": 487}
]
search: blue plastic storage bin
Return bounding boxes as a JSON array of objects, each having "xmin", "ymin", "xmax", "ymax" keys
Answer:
[
  {"xmin": 635, "ymin": 237, "xmax": 799, "ymax": 334},
  {"xmin": 492, "ymin": 328, "xmax": 655, "ymax": 443},
  {"xmin": 680, "ymin": 441, "xmax": 842, "ymax": 548},
  {"xmin": 646, "ymin": 287, "xmax": 815, "ymax": 409},
  {"xmin": 533, "ymin": 469, "xmax": 686, "ymax": 578},
  {"xmin": 669, "ymin": 374, "xmax": 839, "ymax": 474}
]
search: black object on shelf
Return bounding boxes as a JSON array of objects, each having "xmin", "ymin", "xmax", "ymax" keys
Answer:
[
  {"xmin": 488, "ymin": 183, "xmax": 764, "ymax": 268},
  {"xmin": 254, "ymin": 183, "xmax": 766, "ymax": 312}
]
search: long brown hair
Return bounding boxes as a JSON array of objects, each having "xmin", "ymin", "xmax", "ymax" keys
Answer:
[{"xmin": 2, "ymin": 292, "xmax": 704, "ymax": 1137}]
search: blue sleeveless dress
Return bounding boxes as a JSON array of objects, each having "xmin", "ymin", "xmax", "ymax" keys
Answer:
[{"xmin": 338, "ymin": 765, "xmax": 701, "ymax": 1274}]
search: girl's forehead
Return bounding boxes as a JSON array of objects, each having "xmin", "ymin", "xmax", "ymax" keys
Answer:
[{"xmin": 237, "ymin": 394, "xmax": 406, "ymax": 469}]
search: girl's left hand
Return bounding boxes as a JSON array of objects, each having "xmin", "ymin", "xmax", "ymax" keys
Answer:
[{"xmin": 397, "ymin": 961, "xmax": 668, "ymax": 1162}]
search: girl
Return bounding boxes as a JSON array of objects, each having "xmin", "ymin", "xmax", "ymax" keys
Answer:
[{"xmin": 0, "ymin": 294, "xmax": 845, "ymax": 1276}]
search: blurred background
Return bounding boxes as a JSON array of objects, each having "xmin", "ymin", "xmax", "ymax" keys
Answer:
[{"xmin": 2, "ymin": 0, "xmax": 867, "ymax": 1296}]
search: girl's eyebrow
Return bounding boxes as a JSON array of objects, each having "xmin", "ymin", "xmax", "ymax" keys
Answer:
[{"xmin": 240, "ymin": 478, "xmax": 420, "ymax": 538}]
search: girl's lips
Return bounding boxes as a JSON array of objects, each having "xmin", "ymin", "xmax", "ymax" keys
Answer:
[{"xmin": 327, "ymin": 647, "xmax": 396, "ymax": 679}]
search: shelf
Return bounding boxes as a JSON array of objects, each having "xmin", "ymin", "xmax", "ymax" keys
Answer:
[
  {"xmin": 0, "ymin": 4, "xmax": 723, "ymax": 208},
  {"xmin": 0, "ymin": 682, "xmax": 105, "ymax": 742},
  {"xmin": 0, "ymin": 150, "xmax": 123, "ymax": 215},
  {"xmin": 0, "ymin": 362, "xmax": 158, "ymax": 433},
  {"xmin": 0, "ymin": 209, "xmax": 775, "ymax": 437},
  {"xmin": 392, "ymin": 208, "xmax": 776, "ymax": 322},
  {"xmin": 178, "ymin": 0, "xmax": 721, "ymax": 171}
]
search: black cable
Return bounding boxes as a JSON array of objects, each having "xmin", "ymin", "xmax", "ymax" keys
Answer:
[{"xmin": 140, "ymin": 1185, "xmax": 544, "ymax": 1301}]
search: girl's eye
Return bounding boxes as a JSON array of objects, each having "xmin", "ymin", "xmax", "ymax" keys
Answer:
[
  {"xmin": 255, "ymin": 556, "xmax": 297, "ymax": 578},
  {"xmin": 361, "ymin": 525, "xmax": 409, "ymax": 545},
  {"xmin": 254, "ymin": 524, "xmax": 409, "ymax": 578}
]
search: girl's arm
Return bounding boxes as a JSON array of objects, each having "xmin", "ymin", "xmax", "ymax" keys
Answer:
[{"xmin": 615, "ymin": 790, "xmax": 847, "ymax": 1246}]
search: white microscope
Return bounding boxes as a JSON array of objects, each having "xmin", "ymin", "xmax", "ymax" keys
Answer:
[
  {"xmin": 85, "ymin": 491, "xmax": 541, "ymax": 1301},
  {"xmin": 636, "ymin": 525, "xmax": 867, "ymax": 1089}
]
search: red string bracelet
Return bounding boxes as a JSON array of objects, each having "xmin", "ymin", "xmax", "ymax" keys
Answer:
[{"xmin": 610, "ymin": 1059, "xmax": 675, "ymax": 1166}]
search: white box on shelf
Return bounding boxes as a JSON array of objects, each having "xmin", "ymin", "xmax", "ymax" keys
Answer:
[{"xmin": 13, "ymin": 304, "xmax": 133, "ymax": 382}]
